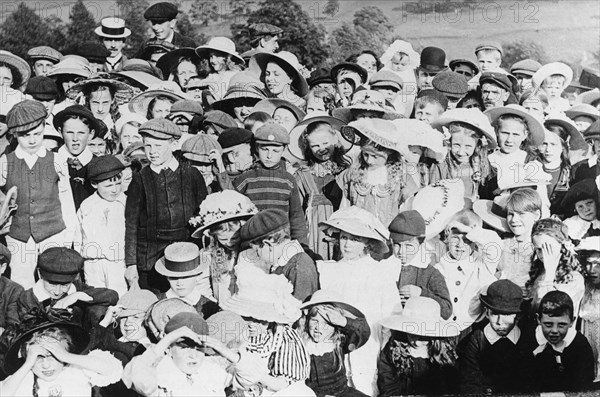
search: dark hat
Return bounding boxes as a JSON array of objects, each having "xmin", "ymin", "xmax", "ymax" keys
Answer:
[
  {"xmin": 240, "ymin": 209, "xmax": 290, "ymax": 245},
  {"xmin": 449, "ymin": 58, "xmax": 479, "ymax": 75},
  {"xmin": 475, "ymin": 41, "xmax": 503, "ymax": 56},
  {"xmin": 203, "ymin": 110, "xmax": 238, "ymax": 134},
  {"xmin": 27, "ymin": 46, "xmax": 63, "ymax": 63},
  {"xmin": 77, "ymin": 41, "xmax": 111, "ymax": 64},
  {"xmin": 479, "ymin": 279, "xmax": 522, "ymax": 314},
  {"xmin": 6, "ymin": 100, "xmax": 47, "ymax": 134},
  {"xmin": 53, "ymin": 105, "xmax": 101, "ymax": 134},
  {"xmin": 249, "ymin": 23, "xmax": 283, "ymax": 37},
  {"xmin": 419, "ymin": 47, "xmax": 446, "ymax": 73},
  {"xmin": 170, "ymin": 99, "xmax": 204, "ymax": 116},
  {"xmin": 87, "ymin": 155, "xmax": 126, "ymax": 183},
  {"xmin": 416, "ymin": 89, "xmax": 449, "ymax": 110},
  {"xmin": 432, "ymin": 71, "xmax": 469, "ymax": 99},
  {"xmin": 330, "ymin": 62, "xmax": 368, "ymax": 84},
  {"xmin": 510, "ymin": 59, "xmax": 542, "ymax": 77},
  {"xmin": 480, "ymin": 71, "xmax": 512, "ymax": 92},
  {"xmin": 25, "ymin": 76, "xmax": 59, "ymax": 101},
  {"xmin": 583, "ymin": 119, "xmax": 600, "ymax": 140},
  {"xmin": 165, "ymin": 312, "xmax": 209, "ymax": 349},
  {"xmin": 139, "ymin": 118, "xmax": 182, "ymax": 140},
  {"xmin": 370, "ymin": 70, "xmax": 403, "ymax": 91},
  {"xmin": 139, "ymin": 40, "xmax": 179, "ymax": 61},
  {"xmin": 37, "ymin": 247, "xmax": 84, "ymax": 283},
  {"xmin": 307, "ymin": 68, "xmax": 334, "ymax": 87},
  {"xmin": 144, "ymin": 2, "xmax": 178, "ymax": 21},
  {"xmin": 0, "ymin": 243, "xmax": 11, "ymax": 264},
  {"xmin": 254, "ymin": 123, "xmax": 289, "ymax": 145},
  {"xmin": 388, "ymin": 210, "xmax": 426, "ymax": 243},
  {"xmin": 560, "ymin": 178, "xmax": 599, "ymax": 216},
  {"xmin": 155, "ymin": 47, "xmax": 199, "ymax": 79},
  {"xmin": 218, "ymin": 127, "xmax": 253, "ymax": 152}
]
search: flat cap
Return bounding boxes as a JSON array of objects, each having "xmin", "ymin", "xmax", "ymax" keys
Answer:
[
  {"xmin": 218, "ymin": 128, "xmax": 253, "ymax": 152},
  {"xmin": 27, "ymin": 46, "xmax": 63, "ymax": 63},
  {"xmin": 254, "ymin": 123, "xmax": 289, "ymax": 145},
  {"xmin": 203, "ymin": 110, "xmax": 237, "ymax": 134},
  {"xmin": 118, "ymin": 290, "xmax": 158, "ymax": 318},
  {"xmin": 510, "ymin": 59, "xmax": 542, "ymax": 76},
  {"xmin": 416, "ymin": 89, "xmax": 448, "ymax": 111},
  {"xmin": 370, "ymin": 70, "xmax": 404, "ymax": 91},
  {"xmin": 181, "ymin": 134, "xmax": 222, "ymax": 163},
  {"xmin": 480, "ymin": 71, "xmax": 512, "ymax": 92},
  {"xmin": 389, "ymin": 210, "xmax": 426, "ymax": 243},
  {"xmin": 170, "ymin": 100, "xmax": 204, "ymax": 116},
  {"xmin": 77, "ymin": 41, "xmax": 111, "ymax": 63},
  {"xmin": 139, "ymin": 118, "xmax": 182, "ymax": 140},
  {"xmin": 432, "ymin": 71, "xmax": 469, "ymax": 99},
  {"xmin": 144, "ymin": 2, "xmax": 178, "ymax": 21},
  {"xmin": 37, "ymin": 247, "xmax": 84, "ymax": 284},
  {"xmin": 6, "ymin": 100, "xmax": 47, "ymax": 134},
  {"xmin": 25, "ymin": 76, "xmax": 58, "ymax": 101},
  {"xmin": 87, "ymin": 154, "xmax": 126, "ymax": 182},
  {"xmin": 240, "ymin": 209, "xmax": 289, "ymax": 245},
  {"xmin": 475, "ymin": 41, "xmax": 503, "ymax": 55},
  {"xmin": 250, "ymin": 23, "xmax": 283, "ymax": 37}
]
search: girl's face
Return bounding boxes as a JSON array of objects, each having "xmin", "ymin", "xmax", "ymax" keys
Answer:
[
  {"xmin": 265, "ymin": 62, "xmax": 292, "ymax": 95},
  {"xmin": 521, "ymin": 98, "xmax": 545, "ymax": 120},
  {"xmin": 507, "ymin": 210, "xmax": 539, "ymax": 237},
  {"xmin": 450, "ymin": 131, "xmax": 478, "ymax": 164},
  {"xmin": 170, "ymin": 341, "xmax": 205, "ymax": 375},
  {"xmin": 307, "ymin": 311, "xmax": 335, "ymax": 343},
  {"xmin": 120, "ymin": 123, "xmax": 142, "ymax": 150},
  {"xmin": 486, "ymin": 308, "xmax": 517, "ymax": 337},
  {"xmin": 151, "ymin": 99, "xmax": 172, "ymax": 119},
  {"xmin": 339, "ymin": 231, "xmax": 368, "ymax": 260},
  {"xmin": 119, "ymin": 313, "xmax": 147, "ymax": 341},
  {"xmin": 306, "ymin": 128, "xmax": 337, "ymax": 162},
  {"xmin": 405, "ymin": 145, "xmax": 423, "ymax": 164},
  {"xmin": 177, "ymin": 60, "xmax": 197, "ymax": 88},
  {"xmin": 167, "ymin": 275, "xmax": 198, "ymax": 298},
  {"xmin": 30, "ymin": 344, "xmax": 67, "ymax": 382},
  {"xmin": 538, "ymin": 132, "xmax": 563, "ymax": 164},
  {"xmin": 496, "ymin": 118, "xmax": 528, "ymax": 154},
  {"xmin": 212, "ymin": 221, "xmax": 242, "ymax": 249},
  {"xmin": 336, "ymin": 74, "xmax": 357, "ymax": 99},
  {"xmin": 575, "ymin": 198, "xmax": 597, "ymax": 222},
  {"xmin": 532, "ymin": 234, "xmax": 562, "ymax": 264},
  {"xmin": 0, "ymin": 66, "xmax": 14, "ymax": 87},
  {"xmin": 446, "ymin": 231, "xmax": 473, "ymax": 261},
  {"xmin": 356, "ymin": 53, "xmax": 377, "ymax": 79},
  {"xmin": 361, "ymin": 145, "xmax": 388, "ymax": 170},
  {"xmin": 209, "ymin": 52, "xmax": 227, "ymax": 73},
  {"xmin": 273, "ymin": 107, "xmax": 297, "ymax": 132}
]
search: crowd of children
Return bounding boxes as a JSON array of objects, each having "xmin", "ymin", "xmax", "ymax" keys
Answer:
[{"xmin": 0, "ymin": 1, "xmax": 599, "ymax": 395}]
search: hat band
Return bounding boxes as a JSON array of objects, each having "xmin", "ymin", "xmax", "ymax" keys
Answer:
[
  {"xmin": 164, "ymin": 257, "xmax": 200, "ymax": 273},
  {"xmin": 491, "ymin": 201, "xmax": 507, "ymax": 218},
  {"xmin": 102, "ymin": 26, "xmax": 126, "ymax": 36}
]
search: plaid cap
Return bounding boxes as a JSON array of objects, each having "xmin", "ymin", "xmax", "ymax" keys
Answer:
[
  {"xmin": 87, "ymin": 155, "xmax": 126, "ymax": 182},
  {"xmin": 37, "ymin": 247, "xmax": 84, "ymax": 284},
  {"xmin": 6, "ymin": 99, "xmax": 47, "ymax": 134},
  {"xmin": 27, "ymin": 46, "xmax": 63, "ymax": 63},
  {"xmin": 139, "ymin": 118, "xmax": 181, "ymax": 140},
  {"xmin": 25, "ymin": 76, "xmax": 58, "ymax": 101}
]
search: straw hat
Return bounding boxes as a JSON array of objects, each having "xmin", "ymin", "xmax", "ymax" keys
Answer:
[
  {"xmin": 431, "ymin": 108, "xmax": 498, "ymax": 149},
  {"xmin": 332, "ymin": 90, "xmax": 403, "ymax": 123},
  {"xmin": 390, "ymin": 119, "xmax": 446, "ymax": 161},
  {"xmin": 576, "ymin": 88, "xmax": 600, "ymax": 106},
  {"xmin": 0, "ymin": 50, "xmax": 31, "ymax": 91},
  {"xmin": 128, "ymin": 81, "xmax": 186, "ymax": 115},
  {"xmin": 381, "ymin": 298, "xmax": 460, "ymax": 337},
  {"xmin": 155, "ymin": 242, "xmax": 210, "ymax": 278},
  {"xmin": 195, "ymin": 37, "xmax": 244, "ymax": 65},
  {"xmin": 250, "ymin": 51, "xmax": 309, "ymax": 97},
  {"xmin": 95, "ymin": 17, "xmax": 131, "ymax": 39},
  {"xmin": 565, "ymin": 104, "xmax": 599, "ymax": 122},
  {"xmin": 220, "ymin": 263, "xmax": 302, "ymax": 324},
  {"xmin": 252, "ymin": 98, "xmax": 306, "ymax": 121},
  {"xmin": 485, "ymin": 104, "xmax": 545, "ymax": 146},
  {"xmin": 319, "ymin": 206, "xmax": 390, "ymax": 255},
  {"xmin": 472, "ymin": 195, "xmax": 510, "ymax": 233},
  {"xmin": 288, "ymin": 112, "xmax": 350, "ymax": 160},
  {"xmin": 532, "ymin": 62, "xmax": 573, "ymax": 90},
  {"xmin": 341, "ymin": 117, "xmax": 408, "ymax": 156},
  {"xmin": 190, "ymin": 190, "xmax": 258, "ymax": 238},
  {"xmin": 67, "ymin": 75, "xmax": 134, "ymax": 105},
  {"xmin": 300, "ymin": 289, "xmax": 364, "ymax": 319}
]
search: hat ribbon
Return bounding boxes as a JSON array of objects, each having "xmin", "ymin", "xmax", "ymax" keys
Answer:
[
  {"xmin": 164, "ymin": 256, "xmax": 199, "ymax": 272},
  {"xmin": 102, "ymin": 26, "xmax": 126, "ymax": 36},
  {"xmin": 491, "ymin": 201, "xmax": 507, "ymax": 218}
]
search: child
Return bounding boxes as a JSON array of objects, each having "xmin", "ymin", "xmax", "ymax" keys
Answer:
[
  {"xmin": 561, "ymin": 178, "xmax": 600, "ymax": 241},
  {"xmin": 125, "ymin": 118, "xmax": 208, "ymax": 291},
  {"xmin": 300, "ymin": 290, "xmax": 371, "ymax": 397},
  {"xmin": 181, "ymin": 134, "xmax": 230, "ymax": 193},
  {"xmin": 458, "ymin": 279, "xmax": 535, "ymax": 394},
  {"xmin": 431, "ymin": 108, "xmax": 498, "ymax": 201},
  {"xmin": 217, "ymin": 127, "xmax": 254, "ymax": 177},
  {"xmin": 532, "ymin": 62, "xmax": 573, "ymax": 113},
  {"xmin": 16, "ymin": 247, "xmax": 118, "ymax": 327},
  {"xmin": 579, "ymin": 249, "xmax": 600, "ymax": 383},
  {"xmin": 527, "ymin": 218, "xmax": 585, "ymax": 318},
  {"xmin": 116, "ymin": 113, "xmax": 146, "ymax": 153},
  {"xmin": 534, "ymin": 129, "xmax": 571, "ymax": 215},
  {"xmin": 232, "ymin": 123, "xmax": 308, "ymax": 245},
  {"xmin": 434, "ymin": 210, "xmax": 501, "ymax": 333},
  {"xmin": 77, "ymin": 154, "xmax": 128, "ymax": 296},
  {"xmin": 155, "ymin": 242, "xmax": 220, "ymax": 319},
  {"xmin": 378, "ymin": 297, "xmax": 460, "ymax": 396},
  {"xmin": 0, "ymin": 243, "xmax": 23, "ymax": 336},
  {"xmin": 532, "ymin": 290, "xmax": 594, "ymax": 392},
  {"xmin": 413, "ymin": 89, "xmax": 447, "ymax": 125},
  {"xmin": 239, "ymin": 209, "xmax": 318, "ymax": 302},
  {"xmin": 475, "ymin": 42, "xmax": 502, "ymax": 73},
  {"xmin": 0, "ymin": 100, "xmax": 77, "ymax": 289}
]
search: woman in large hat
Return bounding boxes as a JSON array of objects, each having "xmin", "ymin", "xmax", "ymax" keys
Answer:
[
  {"xmin": 128, "ymin": 81, "xmax": 186, "ymax": 119},
  {"xmin": 195, "ymin": 37, "xmax": 245, "ymax": 101},
  {"xmin": 0, "ymin": 50, "xmax": 31, "ymax": 91},
  {"xmin": 211, "ymin": 71, "xmax": 267, "ymax": 125},
  {"xmin": 156, "ymin": 47, "xmax": 201, "ymax": 90}
]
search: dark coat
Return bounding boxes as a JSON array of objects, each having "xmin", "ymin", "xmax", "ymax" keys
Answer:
[
  {"xmin": 137, "ymin": 32, "xmax": 197, "ymax": 58},
  {"xmin": 397, "ymin": 264, "xmax": 453, "ymax": 320},
  {"xmin": 0, "ymin": 276, "xmax": 24, "ymax": 329},
  {"xmin": 272, "ymin": 252, "xmax": 319, "ymax": 302}
]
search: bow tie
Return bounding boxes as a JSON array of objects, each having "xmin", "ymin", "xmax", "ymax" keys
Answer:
[{"xmin": 67, "ymin": 157, "xmax": 83, "ymax": 170}]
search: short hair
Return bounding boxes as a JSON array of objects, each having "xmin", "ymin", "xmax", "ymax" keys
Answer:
[
  {"xmin": 415, "ymin": 95, "xmax": 445, "ymax": 111},
  {"xmin": 538, "ymin": 290, "xmax": 574, "ymax": 319},
  {"xmin": 476, "ymin": 48, "xmax": 502, "ymax": 61},
  {"xmin": 506, "ymin": 188, "xmax": 542, "ymax": 215},
  {"xmin": 542, "ymin": 74, "xmax": 567, "ymax": 87},
  {"xmin": 60, "ymin": 114, "xmax": 92, "ymax": 132}
]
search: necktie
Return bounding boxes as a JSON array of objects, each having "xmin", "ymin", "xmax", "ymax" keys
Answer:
[{"xmin": 67, "ymin": 157, "xmax": 82, "ymax": 171}]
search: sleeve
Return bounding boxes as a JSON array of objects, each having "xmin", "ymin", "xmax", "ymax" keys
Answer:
[
  {"xmin": 422, "ymin": 268, "xmax": 453, "ymax": 320},
  {"xmin": 0, "ymin": 154, "xmax": 7, "ymax": 187},
  {"xmin": 376, "ymin": 343, "xmax": 402, "ymax": 397},
  {"xmin": 283, "ymin": 254, "xmax": 319, "ymax": 302},
  {"xmin": 467, "ymin": 227, "xmax": 502, "ymax": 275},
  {"xmin": 457, "ymin": 332, "xmax": 484, "ymax": 394},
  {"xmin": 288, "ymin": 177, "xmax": 309, "ymax": 246},
  {"xmin": 340, "ymin": 317, "xmax": 371, "ymax": 354},
  {"xmin": 121, "ymin": 345, "xmax": 163, "ymax": 396},
  {"xmin": 125, "ymin": 171, "xmax": 144, "ymax": 267},
  {"xmin": 191, "ymin": 166, "xmax": 208, "ymax": 207},
  {"xmin": 80, "ymin": 349, "xmax": 123, "ymax": 387},
  {"xmin": 4, "ymin": 283, "xmax": 24, "ymax": 326}
]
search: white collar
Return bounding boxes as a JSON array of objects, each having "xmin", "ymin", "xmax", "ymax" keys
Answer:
[
  {"xmin": 405, "ymin": 246, "xmax": 429, "ymax": 269},
  {"xmin": 165, "ymin": 284, "xmax": 204, "ymax": 306},
  {"xmin": 32, "ymin": 279, "xmax": 77, "ymax": 302},
  {"xmin": 483, "ymin": 323, "xmax": 521, "ymax": 345},
  {"xmin": 274, "ymin": 240, "xmax": 305, "ymax": 269},
  {"xmin": 15, "ymin": 145, "xmax": 47, "ymax": 159},
  {"xmin": 533, "ymin": 325, "xmax": 577, "ymax": 356},
  {"xmin": 150, "ymin": 156, "xmax": 179, "ymax": 174},
  {"xmin": 58, "ymin": 145, "xmax": 94, "ymax": 166}
]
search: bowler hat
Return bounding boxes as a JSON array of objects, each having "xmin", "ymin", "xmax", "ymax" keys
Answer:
[
  {"xmin": 37, "ymin": 247, "xmax": 84, "ymax": 284},
  {"xmin": 155, "ymin": 242, "xmax": 209, "ymax": 278},
  {"xmin": 254, "ymin": 123, "xmax": 290, "ymax": 145},
  {"xmin": 480, "ymin": 71, "xmax": 512, "ymax": 92},
  {"xmin": 95, "ymin": 17, "xmax": 131, "ymax": 39},
  {"xmin": 389, "ymin": 210, "xmax": 426, "ymax": 243},
  {"xmin": 479, "ymin": 279, "xmax": 523, "ymax": 314},
  {"xmin": 239, "ymin": 209, "xmax": 290, "ymax": 245},
  {"xmin": 53, "ymin": 105, "xmax": 101, "ymax": 134},
  {"xmin": 419, "ymin": 47, "xmax": 446, "ymax": 73},
  {"xmin": 25, "ymin": 76, "xmax": 58, "ymax": 101},
  {"xmin": 139, "ymin": 118, "xmax": 182, "ymax": 140},
  {"xmin": 87, "ymin": 155, "xmax": 126, "ymax": 182},
  {"xmin": 144, "ymin": 2, "xmax": 178, "ymax": 21},
  {"xmin": 27, "ymin": 46, "xmax": 63, "ymax": 64},
  {"xmin": 217, "ymin": 128, "xmax": 253, "ymax": 152},
  {"xmin": 6, "ymin": 99, "xmax": 47, "ymax": 134}
]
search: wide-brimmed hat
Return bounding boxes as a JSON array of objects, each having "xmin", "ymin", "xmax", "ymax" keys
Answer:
[
  {"xmin": 46, "ymin": 56, "xmax": 92, "ymax": 80},
  {"xmin": 319, "ymin": 206, "xmax": 390, "ymax": 255},
  {"xmin": 472, "ymin": 195, "xmax": 510, "ymax": 233},
  {"xmin": 220, "ymin": 263, "xmax": 301, "ymax": 324},
  {"xmin": 560, "ymin": 178, "xmax": 599, "ymax": 216},
  {"xmin": 95, "ymin": 17, "xmax": 131, "ymax": 39},
  {"xmin": 128, "ymin": 81, "xmax": 186, "ymax": 115},
  {"xmin": 565, "ymin": 103, "xmax": 600, "ymax": 122},
  {"xmin": 390, "ymin": 119, "xmax": 446, "ymax": 161},
  {"xmin": 67, "ymin": 75, "xmax": 134, "ymax": 105},
  {"xmin": 288, "ymin": 112, "xmax": 349, "ymax": 160},
  {"xmin": 190, "ymin": 190, "xmax": 258, "ymax": 238},
  {"xmin": 485, "ymin": 104, "xmax": 545, "ymax": 146},
  {"xmin": 584, "ymin": 119, "xmax": 600, "ymax": 140},
  {"xmin": 252, "ymin": 98, "xmax": 306, "ymax": 121},
  {"xmin": 212, "ymin": 71, "xmax": 267, "ymax": 114},
  {"xmin": 532, "ymin": 62, "xmax": 573, "ymax": 90},
  {"xmin": 576, "ymin": 88, "xmax": 600, "ymax": 106},
  {"xmin": 341, "ymin": 117, "xmax": 407, "ymax": 156},
  {"xmin": 155, "ymin": 242, "xmax": 210, "ymax": 278},
  {"xmin": 431, "ymin": 108, "xmax": 498, "ymax": 149},
  {"xmin": 53, "ymin": 104, "xmax": 101, "ymax": 134},
  {"xmin": 0, "ymin": 50, "xmax": 31, "ymax": 91},
  {"xmin": 156, "ymin": 47, "xmax": 200, "ymax": 79},
  {"xmin": 480, "ymin": 279, "xmax": 523, "ymax": 314},
  {"xmin": 195, "ymin": 37, "xmax": 244, "ymax": 65},
  {"xmin": 300, "ymin": 289, "xmax": 364, "ymax": 319},
  {"xmin": 112, "ymin": 70, "xmax": 163, "ymax": 91},
  {"xmin": 250, "ymin": 51, "xmax": 309, "ymax": 97},
  {"xmin": 332, "ymin": 90, "xmax": 403, "ymax": 123},
  {"xmin": 330, "ymin": 62, "xmax": 368, "ymax": 85},
  {"xmin": 544, "ymin": 112, "xmax": 588, "ymax": 151},
  {"xmin": 381, "ymin": 298, "xmax": 460, "ymax": 337}
]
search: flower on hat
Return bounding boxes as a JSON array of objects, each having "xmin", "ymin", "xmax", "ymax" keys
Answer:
[{"xmin": 189, "ymin": 190, "xmax": 257, "ymax": 230}]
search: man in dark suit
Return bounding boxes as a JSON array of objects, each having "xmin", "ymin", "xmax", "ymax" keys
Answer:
[{"xmin": 137, "ymin": 2, "xmax": 196, "ymax": 58}]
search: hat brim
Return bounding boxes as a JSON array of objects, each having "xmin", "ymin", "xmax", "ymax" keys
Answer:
[
  {"xmin": 47, "ymin": 67, "xmax": 91, "ymax": 79},
  {"xmin": 111, "ymin": 71, "xmax": 163, "ymax": 90},
  {"xmin": 0, "ymin": 52, "xmax": 31, "ymax": 91},
  {"xmin": 94, "ymin": 26, "xmax": 131, "ymax": 39},
  {"xmin": 156, "ymin": 48, "xmax": 199, "ymax": 79},
  {"xmin": 252, "ymin": 98, "xmax": 306, "ymax": 121},
  {"xmin": 191, "ymin": 212, "xmax": 256, "ymax": 239},
  {"xmin": 251, "ymin": 52, "xmax": 309, "ymax": 97},
  {"xmin": 332, "ymin": 106, "xmax": 403, "ymax": 125},
  {"xmin": 479, "ymin": 295, "xmax": 522, "ymax": 314},
  {"xmin": 544, "ymin": 118, "xmax": 588, "ymax": 151},
  {"xmin": 195, "ymin": 46, "xmax": 245, "ymax": 66},
  {"xmin": 288, "ymin": 115, "xmax": 350, "ymax": 160},
  {"xmin": 576, "ymin": 90, "xmax": 600, "ymax": 105},
  {"xmin": 472, "ymin": 200, "xmax": 510, "ymax": 233},
  {"xmin": 532, "ymin": 63, "xmax": 574, "ymax": 90},
  {"xmin": 89, "ymin": 166, "xmax": 125, "ymax": 183},
  {"xmin": 381, "ymin": 314, "xmax": 460, "ymax": 337},
  {"xmin": 319, "ymin": 219, "xmax": 389, "ymax": 255},
  {"xmin": 339, "ymin": 124, "xmax": 398, "ymax": 153},
  {"xmin": 484, "ymin": 106, "xmax": 545, "ymax": 146},
  {"xmin": 212, "ymin": 94, "xmax": 264, "ymax": 115},
  {"xmin": 300, "ymin": 299, "xmax": 364, "ymax": 319},
  {"xmin": 431, "ymin": 114, "xmax": 498, "ymax": 149},
  {"xmin": 128, "ymin": 89, "xmax": 186, "ymax": 115},
  {"xmin": 220, "ymin": 295, "xmax": 300, "ymax": 324},
  {"xmin": 419, "ymin": 65, "xmax": 447, "ymax": 74},
  {"xmin": 67, "ymin": 77, "xmax": 134, "ymax": 104},
  {"xmin": 565, "ymin": 109, "xmax": 600, "ymax": 122},
  {"xmin": 155, "ymin": 256, "xmax": 209, "ymax": 278},
  {"xmin": 449, "ymin": 59, "xmax": 479, "ymax": 75},
  {"xmin": 330, "ymin": 62, "xmax": 368, "ymax": 84},
  {"xmin": 53, "ymin": 108, "xmax": 101, "ymax": 136}
]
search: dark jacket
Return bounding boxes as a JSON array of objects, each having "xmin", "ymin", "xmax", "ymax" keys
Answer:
[
  {"xmin": 0, "ymin": 276, "xmax": 24, "ymax": 329},
  {"xmin": 397, "ymin": 264, "xmax": 453, "ymax": 320},
  {"xmin": 272, "ymin": 251, "xmax": 319, "ymax": 302},
  {"xmin": 137, "ymin": 32, "xmax": 197, "ymax": 58}
]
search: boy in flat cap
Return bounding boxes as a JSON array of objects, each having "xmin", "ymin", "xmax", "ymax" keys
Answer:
[
  {"xmin": 77, "ymin": 155, "xmax": 128, "ymax": 297},
  {"xmin": 27, "ymin": 45, "xmax": 62, "ymax": 76},
  {"xmin": 240, "ymin": 23, "xmax": 283, "ymax": 61},
  {"xmin": 77, "ymin": 41, "xmax": 111, "ymax": 75},
  {"xmin": 475, "ymin": 42, "xmax": 503, "ymax": 73},
  {"xmin": 125, "ymin": 118, "xmax": 208, "ymax": 292},
  {"xmin": 0, "ymin": 100, "xmax": 77, "ymax": 289},
  {"xmin": 217, "ymin": 127, "xmax": 254, "ymax": 177},
  {"xmin": 137, "ymin": 2, "xmax": 196, "ymax": 58},
  {"xmin": 0, "ymin": 243, "xmax": 23, "ymax": 335},
  {"xmin": 16, "ymin": 247, "xmax": 118, "ymax": 327}
]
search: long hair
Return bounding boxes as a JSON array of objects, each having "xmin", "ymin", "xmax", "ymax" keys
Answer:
[
  {"xmin": 492, "ymin": 114, "xmax": 533, "ymax": 150},
  {"xmin": 446, "ymin": 122, "xmax": 491, "ymax": 185},
  {"xmin": 301, "ymin": 121, "xmax": 351, "ymax": 170},
  {"xmin": 537, "ymin": 127, "xmax": 571, "ymax": 171},
  {"xmin": 0, "ymin": 61, "xmax": 20, "ymax": 88},
  {"xmin": 302, "ymin": 304, "xmax": 346, "ymax": 372}
]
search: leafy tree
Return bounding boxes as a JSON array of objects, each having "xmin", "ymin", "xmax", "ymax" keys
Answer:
[
  {"xmin": 502, "ymin": 39, "xmax": 548, "ymax": 69},
  {"xmin": 229, "ymin": 1, "xmax": 257, "ymax": 18},
  {"xmin": 352, "ymin": 6, "xmax": 394, "ymax": 45},
  {"xmin": 231, "ymin": 0, "xmax": 328, "ymax": 69},
  {"xmin": 44, "ymin": 15, "xmax": 67, "ymax": 52},
  {"xmin": 324, "ymin": 0, "xmax": 339, "ymax": 18},
  {"xmin": 327, "ymin": 22, "xmax": 365, "ymax": 64},
  {"xmin": 115, "ymin": 0, "xmax": 150, "ymax": 58},
  {"xmin": 190, "ymin": 0, "xmax": 220, "ymax": 26},
  {"xmin": 0, "ymin": 3, "xmax": 56, "ymax": 58},
  {"xmin": 63, "ymin": 0, "xmax": 97, "ymax": 54}
]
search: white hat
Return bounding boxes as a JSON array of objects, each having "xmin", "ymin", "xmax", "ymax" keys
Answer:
[
  {"xmin": 250, "ymin": 51, "xmax": 309, "ymax": 97},
  {"xmin": 190, "ymin": 190, "xmax": 258, "ymax": 238},
  {"xmin": 485, "ymin": 104, "xmax": 546, "ymax": 147},
  {"xmin": 391, "ymin": 118, "xmax": 446, "ymax": 161},
  {"xmin": 532, "ymin": 62, "xmax": 573, "ymax": 91},
  {"xmin": 381, "ymin": 298, "xmax": 460, "ymax": 337},
  {"xmin": 95, "ymin": 17, "xmax": 131, "ymax": 39},
  {"xmin": 195, "ymin": 37, "xmax": 244, "ymax": 66},
  {"xmin": 431, "ymin": 108, "xmax": 498, "ymax": 149}
]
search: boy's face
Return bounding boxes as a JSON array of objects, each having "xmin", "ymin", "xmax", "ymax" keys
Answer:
[
  {"xmin": 538, "ymin": 313, "xmax": 574, "ymax": 345},
  {"xmin": 167, "ymin": 275, "xmax": 198, "ymax": 298},
  {"xmin": 33, "ymin": 60, "xmax": 54, "ymax": 77},
  {"xmin": 575, "ymin": 198, "xmax": 597, "ymax": 222},
  {"xmin": 16, "ymin": 123, "xmax": 45, "ymax": 155},
  {"xmin": 496, "ymin": 118, "xmax": 527, "ymax": 154},
  {"xmin": 507, "ymin": 210, "xmax": 539, "ymax": 238},
  {"xmin": 120, "ymin": 124, "xmax": 142, "ymax": 150},
  {"xmin": 92, "ymin": 176, "xmax": 122, "ymax": 202},
  {"xmin": 87, "ymin": 137, "xmax": 107, "ymax": 156},
  {"xmin": 486, "ymin": 308, "xmax": 518, "ymax": 337},
  {"xmin": 256, "ymin": 143, "xmax": 284, "ymax": 168},
  {"xmin": 119, "ymin": 312, "xmax": 147, "ymax": 341},
  {"xmin": 417, "ymin": 69, "xmax": 436, "ymax": 90},
  {"xmin": 481, "ymin": 83, "xmax": 509, "ymax": 110},
  {"xmin": 415, "ymin": 102, "xmax": 444, "ymax": 125},
  {"xmin": 476, "ymin": 51, "xmax": 501, "ymax": 72},
  {"xmin": 42, "ymin": 279, "xmax": 72, "ymax": 300},
  {"xmin": 143, "ymin": 136, "xmax": 174, "ymax": 167},
  {"xmin": 61, "ymin": 118, "xmax": 93, "ymax": 156},
  {"xmin": 191, "ymin": 161, "xmax": 214, "ymax": 186},
  {"xmin": 514, "ymin": 73, "xmax": 533, "ymax": 92},
  {"xmin": 150, "ymin": 19, "xmax": 175, "ymax": 40},
  {"xmin": 170, "ymin": 340, "xmax": 205, "ymax": 375},
  {"xmin": 541, "ymin": 76, "xmax": 566, "ymax": 98},
  {"xmin": 393, "ymin": 237, "xmax": 421, "ymax": 264}
]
